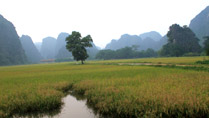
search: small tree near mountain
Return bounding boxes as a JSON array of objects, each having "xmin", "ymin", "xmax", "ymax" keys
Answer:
[{"xmin": 66, "ymin": 31, "xmax": 93, "ymax": 64}]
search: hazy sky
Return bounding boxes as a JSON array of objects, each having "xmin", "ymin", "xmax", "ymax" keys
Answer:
[{"xmin": 0, "ymin": 0, "xmax": 208, "ymax": 48}]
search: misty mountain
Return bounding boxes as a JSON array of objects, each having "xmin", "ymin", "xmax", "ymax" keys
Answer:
[
  {"xmin": 86, "ymin": 43, "xmax": 99, "ymax": 59},
  {"xmin": 139, "ymin": 31, "xmax": 162, "ymax": 41},
  {"xmin": 40, "ymin": 32, "xmax": 99, "ymax": 60},
  {"xmin": 55, "ymin": 33, "xmax": 99, "ymax": 60},
  {"xmin": 40, "ymin": 37, "xmax": 56, "ymax": 59},
  {"xmin": 20, "ymin": 35, "xmax": 42, "ymax": 63},
  {"xmin": 140, "ymin": 37, "xmax": 157, "ymax": 50},
  {"xmin": 189, "ymin": 6, "xmax": 209, "ymax": 44},
  {"xmin": 55, "ymin": 32, "xmax": 70, "ymax": 56},
  {"xmin": 55, "ymin": 32, "xmax": 72, "ymax": 59},
  {"xmin": 105, "ymin": 32, "xmax": 164, "ymax": 51},
  {"xmin": 0, "ymin": 14, "xmax": 27, "ymax": 66},
  {"xmin": 157, "ymin": 35, "xmax": 168, "ymax": 50},
  {"xmin": 35, "ymin": 42, "xmax": 42, "ymax": 52},
  {"xmin": 56, "ymin": 46, "xmax": 72, "ymax": 59},
  {"xmin": 105, "ymin": 34, "xmax": 142, "ymax": 50}
]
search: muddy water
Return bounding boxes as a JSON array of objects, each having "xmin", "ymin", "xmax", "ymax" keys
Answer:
[
  {"xmin": 15, "ymin": 93, "xmax": 106, "ymax": 118},
  {"xmin": 44, "ymin": 94, "xmax": 101, "ymax": 118}
]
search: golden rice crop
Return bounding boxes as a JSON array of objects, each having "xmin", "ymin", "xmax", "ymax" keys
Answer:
[{"xmin": 0, "ymin": 57, "xmax": 208, "ymax": 117}]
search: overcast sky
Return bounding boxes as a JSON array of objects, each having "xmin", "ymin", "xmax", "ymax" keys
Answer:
[{"xmin": 0, "ymin": 0, "xmax": 208, "ymax": 48}]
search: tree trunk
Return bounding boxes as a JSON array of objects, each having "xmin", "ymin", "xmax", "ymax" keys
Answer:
[{"xmin": 81, "ymin": 60, "xmax": 84, "ymax": 64}]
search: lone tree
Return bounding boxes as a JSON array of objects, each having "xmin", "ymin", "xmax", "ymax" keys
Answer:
[
  {"xmin": 203, "ymin": 36, "xmax": 209, "ymax": 56},
  {"xmin": 66, "ymin": 31, "xmax": 93, "ymax": 64}
]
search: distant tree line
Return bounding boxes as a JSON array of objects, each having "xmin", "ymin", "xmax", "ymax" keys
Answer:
[{"xmin": 96, "ymin": 47, "xmax": 157, "ymax": 60}]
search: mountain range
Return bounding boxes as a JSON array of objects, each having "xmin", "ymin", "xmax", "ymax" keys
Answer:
[
  {"xmin": 0, "ymin": 5, "xmax": 209, "ymax": 65},
  {"xmin": 105, "ymin": 31, "xmax": 165, "ymax": 51},
  {"xmin": 105, "ymin": 6, "xmax": 209, "ymax": 51}
]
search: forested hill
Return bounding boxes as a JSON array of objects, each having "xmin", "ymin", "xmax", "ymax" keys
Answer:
[
  {"xmin": 189, "ymin": 6, "xmax": 209, "ymax": 44},
  {"xmin": 20, "ymin": 35, "xmax": 42, "ymax": 63},
  {"xmin": 0, "ymin": 14, "xmax": 27, "ymax": 66}
]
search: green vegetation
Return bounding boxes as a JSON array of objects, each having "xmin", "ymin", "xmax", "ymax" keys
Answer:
[
  {"xmin": 0, "ymin": 57, "xmax": 208, "ymax": 117},
  {"xmin": 196, "ymin": 60, "xmax": 209, "ymax": 65},
  {"xmin": 160, "ymin": 24, "xmax": 201, "ymax": 57},
  {"xmin": 96, "ymin": 47, "xmax": 157, "ymax": 60},
  {"xmin": 203, "ymin": 36, "xmax": 209, "ymax": 56},
  {"xmin": 66, "ymin": 31, "xmax": 93, "ymax": 64}
]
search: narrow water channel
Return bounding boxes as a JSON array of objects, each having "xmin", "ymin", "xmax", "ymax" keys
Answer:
[
  {"xmin": 15, "ymin": 93, "xmax": 107, "ymax": 118},
  {"xmin": 44, "ymin": 94, "xmax": 101, "ymax": 118}
]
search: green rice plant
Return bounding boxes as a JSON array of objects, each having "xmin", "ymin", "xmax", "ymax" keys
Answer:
[{"xmin": 196, "ymin": 60, "xmax": 209, "ymax": 65}]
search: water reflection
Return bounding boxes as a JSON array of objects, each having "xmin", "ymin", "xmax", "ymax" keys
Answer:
[
  {"xmin": 47, "ymin": 93, "xmax": 101, "ymax": 118},
  {"xmin": 15, "ymin": 92, "xmax": 106, "ymax": 118}
]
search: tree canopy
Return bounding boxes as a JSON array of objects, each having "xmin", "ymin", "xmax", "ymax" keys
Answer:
[
  {"xmin": 66, "ymin": 31, "xmax": 93, "ymax": 64},
  {"xmin": 160, "ymin": 24, "xmax": 201, "ymax": 57},
  {"xmin": 96, "ymin": 47, "xmax": 157, "ymax": 60}
]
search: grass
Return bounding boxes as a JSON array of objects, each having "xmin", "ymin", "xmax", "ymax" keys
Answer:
[
  {"xmin": 196, "ymin": 60, "xmax": 209, "ymax": 65},
  {"xmin": 0, "ymin": 57, "xmax": 208, "ymax": 117}
]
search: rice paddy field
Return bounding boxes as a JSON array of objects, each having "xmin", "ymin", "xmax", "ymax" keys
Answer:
[
  {"xmin": 0, "ymin": 57, "xmax": 208, "ymax": 118},
  {"xmin": 88, "ymin": 56, "xmax": 208, "ymax": 65}
]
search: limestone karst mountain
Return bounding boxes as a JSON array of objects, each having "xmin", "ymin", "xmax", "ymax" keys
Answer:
[
  {"xmin": 40, "ymin": 37, "xmax": 56, "ymax": 59},
  {"xmin": 105, "ymin": 31, "xmax": 164, "ymax": 51},
  {"xmin": 189, "ymin": 6, "xmax": 209, "ymax": 44},
  {"xmin": 0, "ymin": 14, "xmax": 27, "ymax": 65},
  {"xmin": 55, "ymin": 32, "xmax": 72, "ymax": 59},
  {"xmin": 139, "ymin": 31, "xmax": 162, "ymax": 41},
  {"xmin": 55, "ymin": 32, "xmax": 70, "ymax": 56},
  {"xmin": 35, "ymin": 42, "xmax": 42, "ymax": 52},
  {"xmin": 20, "ymin": 35, "xmax": 42, "ymax": 63},
  {"xmin": 105, "ymin": 34, "xmax": 142, "ymax": 50}
]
